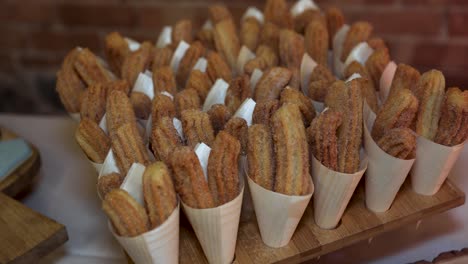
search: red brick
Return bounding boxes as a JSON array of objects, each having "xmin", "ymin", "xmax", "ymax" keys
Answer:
[
  {"xmin": 27, "ymin": 30, "xmax": 101, "ymax": 52},
  {"xmin": 448, "ymin": 10, "xmax": 468, "ymax": 36},
  {"xmin": 59, "ymin": 4, "xmax": 136, "ymax": 28},
  {"xmin": 0, "ymin": 3, "xmax": 57, "ymax": 25}
]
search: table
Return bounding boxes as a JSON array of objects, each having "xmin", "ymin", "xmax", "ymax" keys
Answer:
[{"xmin": 0, "ymin": 114, "xmax": 466, "ymax": 264}]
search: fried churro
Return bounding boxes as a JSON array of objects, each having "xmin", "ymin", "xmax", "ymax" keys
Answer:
[
  {"xmin": 280, "ymin": 87, "xmax": 316, "ymax": 125},
  {"xmin": 74, "ymin": 48, "xmax": 113, "ymax": 86},
  {"xmin": 151, "ymin": 93, "xmax": 176, "ymax": 125},
  {"xmin": 415, "ymin": 70, "xmax": 445, "ymax": 140},
  {"xmin": 151, "ymin": 116, "xmax": 183, "ymax": 163},
  {"xmin": 105, "ymin": 79, "xmax": 131, "ymax": 95},
  {"xmin": 344, "ymin": 60, "xmax": 371, "ymax": 80},
  {"xmin": 377, "ymin": 128, "xmax": 416, "ymax": 159},
  {"xmin": 106, "ymin": 90, "xmax": 137, "ymax": 136},
  {"xmin": 170, "ymin": 146, "xmax": 215, "ymax": 208},
  {"xmin": 252, "ymin": 99, "xmax": 280, "ymax": 127},
  {"xmin": 143, "ymin": 162, "xmax": 177, "ymax": 228},
  {"xmin": 372, "ymin": 88, "xmax": 418, "ymax": 141},
  {"xmin": 367, "ymin": 37, "xmax": 388, "ymax": 51},
  {"xmin": 213, "ymin": 18, "xmax": 240, "ymax": 70},
  {"xmin": 172, "ymin": 19, "xmax": 193, "ymax": 45},
  {"xmin": 181, "ymin": 109, "xmax": 215, "ymax": 147},
  {"xmin": 279, "ymin": 29, "xmax": 305, "ymax": 68},
  {"xmin": 176, "ymin": 41, "xmax": 205, "ymax": 87},
  {"xmin": 435, "ymin": 87, "xmax": 468, "ymax": 146},
  {"xmin": 307, "ymin": 110, "xmax": 342, "ymax": 171},
  {"xmin": 308, "ymin": 65, "xmax": 336, "ymax": 102},
  {"xmin": 111, "ymin": 122, "xmax": 150, "ymax": 174},
  {"xmin": 341, "ymin": 21, "xmax": 373, "ymax": 62},
  {"xmin": 130, "ymin": 92, "xmax": 151, "ymax": 120},
  {"xmin": 207, "ymin": 104, "xmax": 232, "ymax": 134},
  {"xmin": 271, "ymin": 103, "xmax": 310, "ymax": 195},
  {"xmin": 104, "ymin": 32, "xmax": 130, "ymax": 76},
  {"xmin": 196, "ymin": 28, "xmax": 215, "ymax": 51},
  {"xmin": 207, "ymin": 131, "xmax": 241, "ymax": 205},
  {"xmin": 97, "ymin": 172, "xmax": 123, "ymax": 198},
  {"xmin": 121, "ymin": 42, "xmax": 152, "ymax": 87},
  {"xmin": 225, "ymin": 74, "xmax": 251, "ymax": 113},
  {"xmin": 209, "ymin": 4, "xmax": 233, "ymax": 24},
  {"xmin": 294, "ymin": 9, "xmax": 325, "ymax": 34},
  {"xmin": 244, "ymin": 45, "xmax": 279, "ymax": 75},
  {"xmin": 224, "ymin": 117, "xmax": 248, "ymax": 153},
  {"xmin": 152, "ymin": 47, "xmax": 173, "ymax": 70},
  {"xmin": 206, "ymin": 51, "xmax": 232, "ymax": 83},
  {"xmin": 153, "ymin": 66, "xmax": 177, "ymax": 95},
  {"xmin": 247, "ymin": 124, "xmax": 275, "ymax": 190},
  {"xmin": 186, "ymin": 70, "xmax": 213, "ymax": 101},
  {"xmin": 260, "ymin": 22, "xmax": 280, "ymax": 54},
  {"xmin": 103, "ymin": 189, "xmax": 149, "ymax": 237},
  {"xmin": 56, "ymin": 48, "xmax": 86, "ymax": 113},
  {"xmin": 80, "ymin": 83, "xmax": 107, "ymax": 123},
  {"xmin": 264, "ymin": 0, "xmax": 293, "ymax": 29},
  {"xmin": 175, "ymin": 88, "xmax": 201, "ymax": 117},
  {"xmin": 305, "ymin": 20, "xmax": 329, "ymax": 66},
  {"xmin": 76, "ymin": 118, "xmax": 111, "ymax": 163},
  {"xmin": 288, "ymin": 67, "xmax": 301, "ymax": 90},
  {"xmin": 241, "ymin": 17, "xmax": 261, "ymax": 52},
  {"xmin": 326, "ymin": 7, "xmax": 345, "ymax": 49},
  {"xmin": 387, "ymin": 64, "xmax": 421, "ymax": 101},
  {"xmin": 365, "ymin": 48, "xmax": 390, "ymax": 88},
  {"xmin": 254, "ymin": 67, "xmax": 292, "ymax": 102}
]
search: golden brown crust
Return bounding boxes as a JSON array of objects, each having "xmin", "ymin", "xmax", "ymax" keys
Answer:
[
  {"xmin": 367, "ymin": 37, "xmax": 388, "ymax": 51},
  {"xmin": 111, "ymin": 122, "xmax": 150, "ymax": 174},
  {"xmin": 280, "ymin": 87, "xmax": 316, "ymax": 125},
  {"xmin": 196, "ymin": 28, "xmax": 215, "ymax": 50},
  {"xmin": 344, "ymin": 60, "xmax": 371, "ymax": 80},
  {"xmin": 106, "ymin": 90, "xmax": 137, "ymax": 136},
  {"xmin": 247, "ymin": 124, "xmax": 275, "ymax": 190},
  {"xmin": 74, "ymin": 48, "xmax": 113, "ymax": 86},
  {"xmin": 326, "ymin": 7, "xmax": 345, "ymax": 49},
  {"xmin": 152, "ymin": 47, "xmax": 173, "ymax": 70},
  {"xmin": 252, "ymin": 99, "xmax": 280, "ymax": 127},
  {"xmin": 254, "ymin": 67, "xmax": 292, "ymax": 102},
  {"xmin": 181, "ymin": 109, "xmax": 215, "ymax": 147},
  {"xmin": 75, "ymin": 118, "xmax": 111, "ymax": 163},
  {"xmin": 288, "ymin": 67, "xmax": 301, "ymax": 90},
  {"xmin": 143, "ymin": 162, "xmax": 177, "ymax": 229},
  {"xmin": 152, "ymin": 66, "xmax": 177, "ymax": 95},
  {"xmin": 206, "ymin": 51, "xmax": 232, "ymax": 83},
  {"xmin": 121, "ymin": 42, "xmax": 152, "ymax": 87},
  {"xmin": 308, "ymin": 65, "xmax": 336, "ymax": 102},
  {"xmin": 172, "ymin": 19, "xmax": 193, "ymax": 45},
  {"xmin": 260, "ymin": 22, "xmax": 281, "ymax": 55},
  {"xmin": 307, "ymin": 110, "xmax": 342, "ymax": 171},
  {"xmin": 186, "ymin": 70, "xmax": 213, "ymax": 102},
  {"xmin": 294, "ymin": 9, "xmax": 325, "ymax": 34},
  {"xmin": 244, "ymin": 45, "xmax": 279, "ymax": 75},
  {"xmin": 377, "ymin": 128, "xmax": 416, "ymax": 159},
  {"xmin": 130, "ymin": 92, "xmax": 151, "ymax": 120},
  {"xmin": 97, "ymin": 173, "xmax": 123, "ymax": 199},
  {"xmin": 151, "ymin": 116, "xmax": 183, "ymax": 163},
  {"xmin": 241, "ymin": 17, "xmax": 261, "ymax": 51},
  {"xmin": 365, "ymin": 48, "xmax": 390, "ymax": 88},
  {"xmin": 341, "ymin": 21, "xmax": 373, "ymax": 62},
  {"xmin": 213, "ymin": 19, "xmax": 240, "ymax": 70},
  {"xmin": 207, "ymin": 131, "xmax": 241, "ymax": 206},
  {"xmin": 80, "ymin": 83, "xmax": 107, "ymax": 123},
  {"xmin": 151, "ymin": 93, "xmax": 176, "ymax": 126},
  {"xmin": 358, "ymin": 78, "xmax": 379, "ymax": 113},
  {"xmin": 209, "ymin": 4, "xmax": 233, "ymax": 24},
  {"xmin": 264, "ymin": 0, "xmax": 293, "ymax": 29},
  {"xmin": 176, "ymin": 41, "xmax": 205, "ymax": 88},
  {"xmin": 207, "ymin": 104, "xmax": 232, "ymax": 134},
  {"xmin": 224, "ymin": 117, "xmax": 248, "ymax": 153},
  {"xmin": 102, "ymin": 189, "xmax": 149, "ymax": 237},
  {"xmin": 271, "ymin": 104, "xmax": 310, "ymax": 195},
  {"xmin": 387, "ymin": 64, "xmax": 421, "ymax": 102},
  {"xmin": 169, "ymin": 146, "xmax": 215, "ymax": 209},
  {"xmin": 105, "ymin": 79, "xmax": 131, "ymax": 95},
  {"xmin": 435, "ymin": 87, "xmax": 468, "ymax": 146},
  {"xmin": 56, "ymin": 48, "xmax": 86, "ymax": 113},
  {"xmin": 372, "ymin": 88, "xmax": 419, "ymax": 141},
  {"xmin": 104, "ymin": 32, "xmax": 130, "ymax": 76},
  {"xmin": 174, "ymin": 88, "xmax": 201, "ymax": 117},
  {"xmin": 225, "ymin": 74, "xmax": 251, "ymax": 113},
  {"xmin": 279, "ymin": 29, "xmax": 305, "ymax": 68},
  {"xmin": 305, "ymin": 20, "xmax": 329, "ymax": 66},
  {"xmin": 415, "ymin": 70, "xmax": 446, "ymax": 140}
]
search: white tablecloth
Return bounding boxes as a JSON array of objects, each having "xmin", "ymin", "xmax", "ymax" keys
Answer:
[{"xmin": 1, "ymin": 114, "xmax": 466, "ymax": 264}]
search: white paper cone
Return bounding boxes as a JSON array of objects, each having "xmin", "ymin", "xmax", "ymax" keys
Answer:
[
  {"xmin": 194, "ymin": 143, "xmax": 211, "ymax": 181},
  {"xmin": 379, "ymin": 61, "xmax": 397, "ymax": 102},
  {"xmin": 111, "ymin": 204, "xmax": 180, "ymax": 264},
  {"xmin": 363, "ymin": 102, "xmax": 415, "ymax": 212},
  {"xmin": 290, "ymin": 0, "xmax": 318, "ymax": 17},
  {"xmin": 247, "ymin": 176, "xmax": 313, "ymax": 248},
  {"xmin": 411, "ymin": 137, "xmax": 464, "ymax": 195},
  {"xmin": 250, "ymin": 68, "xmax": 263, "ymax": 93},
  {"xmin": 333, "ymin": 24, "xmax": 350, "ymax": 78},
  {"xmin": 193, "ymin": 57, "xmax": 208, "ymax": 72},
  {"xmin": 182, "ymin": 187, "xmax": 244, "ymax": 264},
  {"xmin": 202, "ymin": 79, "xmax": 229, "ymax": 111},
  {"xmin": 237, "ymin": 46, "xmax": 256, "ymax": 75},
  {"xmin": 242, "ymin": 7, "xmax": 264, "ymax": 24},
  {"xmin": 132, "ymin": 73, "xmax": 154, "ymax": 100},
  {"xmin": 99, "ymin": 114, "xmax": 108, "ymax": 134},
  {"xmin": 120, "ymin": 163, "xmax": 146, "ymax": 205},
  {"xmin": 233, "ymin": 98, "xmax": 256, "ymax": 126},
  {"xmin": 156, "ymin": 26, "xmax": 172, "ymax": 48},
  {"xmin": 69, "ymin": 112, "xmax": 80, "ymax": 122},
  {"xmin": 170, "ymin": 41, "xmax": 190, "ymax": 74},
  {"xmin": 125, "ymin": 37, "xmax": 140, "ymax": 52},
  {"xmin": 202, "ymin": 20, "xmax": 213, "ymax": 30},
  {"xmin": 300, "ymin": 53, "xmax": 318, "ymax": 96},
  {"xmin": 90, "ymin": 160, "xmax": 103, "ymax": 174},
  {"xmin": 172, "ymin": 118, "xmax": 184, "ymax": 140},
  {"xmin": 346, "ymin": 73, "xmax": 362, "ymax": 83},
  {"xmin": 312, "ymin": 155, "xmax": 367, "ymax": 229},
  {"xmin": 99, "ymin": 149, "xmax": 120, "ymax": 178},
  {"xmin": 161, "ymin": 91, "xmax": 174, "ymax": 100},
  {"xmin": 343, "ymin": 42, "xmax": 374, "ymax": 69}
]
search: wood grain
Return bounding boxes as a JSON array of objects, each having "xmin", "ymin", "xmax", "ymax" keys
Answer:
[{"xmin": 177, "ymin": 179, "xmax": 464, "ymax": 264}]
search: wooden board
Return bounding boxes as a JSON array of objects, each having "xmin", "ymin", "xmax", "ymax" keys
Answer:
[
  {"xmin": 177, "ymin": 179, "xmax": 465, "ymax": 264},
  {"xmin": 0, "ymin": 127, "xmax": 68, "ymax": 263}
]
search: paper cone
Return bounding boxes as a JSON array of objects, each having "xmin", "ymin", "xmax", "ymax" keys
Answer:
[
  {"xmin": 312, "ymin": 155, "xmax": 367, "ymax": 229},
  {"xmin": 242, "ymin": 7, "xmax": 264, "ymax": 24},
  {"xmin": 249, "ymin": 68, "xmax": 263, "ymax": 93},
  {"xmin": 132, "ymin": 73, "xmax": 154, "ymax": 100},
  {"xmin": 363, "ymin": 102, "xmax": 415, "ymax": 212},
  {"xmin": 156, "ymin": 26, "xmax": 172, "ymax": 48},
  {"xmin": 99, "ymin": 114, "xmax": 108, "ymax": 134},
  {"xmin": 202, "ymin": 79, "xmax": 229, "ymax": 111},
  {"xmin": 300, "ymin": 53, "xmax": 317, "ymax": 96},
  {"xmin": 411, "ymin": 137, "xmax": 464, "ymax": 196},
  {"xmin": 170, "ymin": 41, "xmax": 190, "ymax": 74},
  {"xmin": 343, "ymin": 42, "xmax": 374, "ymax": 69},
  {"xmin": 99, "ymin": 149, "xmax": 120, "ymax": 177},
  {"xmin": 182, "ymin": 187, "xmax": 244, "ymax": 264},
  {"xmin": 125, "ymin": 37, "xmax": 140, "ymax": 52},
  {"xmin": 193, "ymin": 57, "xmax": 207, "ymax": 72},
  {"xmin": 202, "ymin": 20, "xmax": 213, "ymax": 30},
  {"xmin": 194, "ymin": 143, "xmax": 211, "ymax": 181},
  {"xmin": 379, "ymin": 61, "xmax": 397, "ymax": 102},
  {"xmin": 290, "ymin": 0, "xmax": 318, "ymax": 17},
  {"xmin": 69, "ymin": 112, "xmax": 80, "ymax": 122},
  {"xmin": 120, "ymin": 163, "xmax": 146, "ymax": 205},
  {"xmin": 346, "ymin": 73, "xmax": 362, "ymax": 83},
  {"xmin": 237, "ymin": 46, "xmax": 256, "ymax": 75},
  {"xmin": 247, "ymin": 175, "xmax": 313, "ymax": 248},
  {"xmin": 111, "ymin": 204, "xmax": 180, "ymax": 264},
  {"xmin": 233, "ymin": 98, "xmax": 256, "ymax": 126},
  {"xmin": 90, "ymin": 160, "xmax": 103, "ymax": 174},
  {"xmin": 332, "ymin": 24, "xmax": 350, "ymax": 78}
]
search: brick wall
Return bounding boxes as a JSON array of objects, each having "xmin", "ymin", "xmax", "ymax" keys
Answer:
[{"xmin": 0, "ymin": 0, "xmax": 467, "ymax": 114}]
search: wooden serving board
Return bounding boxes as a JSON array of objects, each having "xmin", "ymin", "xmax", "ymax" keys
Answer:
[
  {"xmin": 177, "ymin": 179, "xmax": 465, "ymax": 264},
  {"xmin": 0, "ymin": 128, "xmax": 68, "ymax": 263}
]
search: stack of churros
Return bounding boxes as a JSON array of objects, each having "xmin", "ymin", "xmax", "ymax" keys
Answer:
[{"xmin": 54, "ymin": 0, "xmax": 468, "ymax": 261}]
